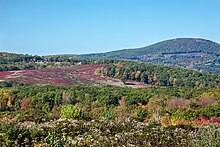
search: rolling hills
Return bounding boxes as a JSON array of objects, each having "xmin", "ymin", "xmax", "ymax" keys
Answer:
[
  {"xmin": 80, "ymin": 38, "xmax": 220, "ymax": 73},
  {"xmin": 0, "ymin": 40, "xmax": 220, "ymax": 146}
]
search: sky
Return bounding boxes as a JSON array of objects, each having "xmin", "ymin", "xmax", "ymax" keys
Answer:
[{"xmin": 0, "ymin": 0, "xmax": 220, "ymax": 55}]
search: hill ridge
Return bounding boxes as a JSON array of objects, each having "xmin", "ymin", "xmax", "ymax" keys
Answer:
[{"xmin": 80, "ymin": 38, "xmax": 220, "ymax": 73}]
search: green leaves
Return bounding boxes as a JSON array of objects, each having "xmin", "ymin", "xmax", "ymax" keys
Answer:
[{"xmin": 60, "ymin": 105, "xmax": 82, "ymax": 119}]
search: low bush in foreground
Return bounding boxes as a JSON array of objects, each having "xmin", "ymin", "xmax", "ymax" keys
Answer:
[{"xmin": 0, "ymin": 119, "xmax": 219, "ymax": 146}]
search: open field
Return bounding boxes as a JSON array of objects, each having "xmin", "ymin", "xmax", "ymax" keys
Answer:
[{"xmin": 0, "ymin": 64, "xmax": 150, "ymax": 88}]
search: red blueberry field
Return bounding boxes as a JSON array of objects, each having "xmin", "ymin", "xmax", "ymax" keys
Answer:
[
  {"xmin": 0, "ymin": 71, "xmax": 15, "ymax": 78},
  {"xmin": 0, "ymin": 64, "xmax": 150, "ymax": 88}
]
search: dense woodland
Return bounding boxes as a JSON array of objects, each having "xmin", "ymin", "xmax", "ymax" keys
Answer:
[
  {"xmin": 0, "ymin": 52, "xmax": 220, "ymax": 146},
  {"xmin": 0, "ymin": 85, "xmax": 220, "ymax": 121},
  {"xmin": 99, "ymin": 61, "xmax": 220, "ymax": 88}
]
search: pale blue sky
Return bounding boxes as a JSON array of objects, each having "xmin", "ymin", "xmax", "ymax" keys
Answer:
[{"xmin": 0, "ymin": 0, "xmax": 220, "ymax": 55}]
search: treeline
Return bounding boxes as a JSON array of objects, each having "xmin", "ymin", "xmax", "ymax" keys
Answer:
[
  {"xmin": 0, "ymin": 52, "xmax": 87, "ymax": 71},
  {"xmin": 0, "ymin": 80, "xmax": 27, "ymax": 88},
  {"xmin": 0, "ymin": 52, "xmax": 82, "ymax": 63},
  {"xmin": 0, "ymin": 85, "xmax": 219, "ymax": 123},
  {"xmin": 100, "ymin": 61, "xmax": 220, "ymax": 88},
  {"xmin": 0, "ymin": 52, "xmax": 41, "ymax": 63}
]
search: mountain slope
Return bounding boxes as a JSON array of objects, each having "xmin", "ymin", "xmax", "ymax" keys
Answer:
[{"xmin": 80, "ymin": 38, "xmax": 220, "ymax": 73}]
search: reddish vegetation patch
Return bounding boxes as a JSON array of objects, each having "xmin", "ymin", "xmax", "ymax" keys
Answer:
[
  {"xmin": 69, "ymin": 64, "xmax": 107, "ymax": 81},
  {"xmin": 196, "ymin": 97, "xmax": 217, "ymax": 107},
  {"xmin": 0, "ymin": 64, "xmax": 151, "ymax": 88},
  {"xmin": 0, "ymin": 64, "xmax": 106, "ymax": 86},
  {"xmin": 0, "ymin": 72, "xmax": 14, "ymax": 78},
  {"xmin": 192, "ymin": 116, "xmax": 220, "ymax": 125},
  {"xmin": 20, "ymin": 98, "xmax": 31, "ymax": 110},
  {"xmin": 167, "ymin": 98, "xmax": 190, "ymax": 109}
]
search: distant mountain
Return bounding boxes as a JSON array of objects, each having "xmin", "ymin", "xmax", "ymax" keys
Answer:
[{"xmin": 80, "ymin": 38, "xmax": 220, "ymax": 73}]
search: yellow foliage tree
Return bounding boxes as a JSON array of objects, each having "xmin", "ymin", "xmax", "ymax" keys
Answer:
[{"xmin": 0, "ymin": 89, "xmax": 13, "ymax": 109}]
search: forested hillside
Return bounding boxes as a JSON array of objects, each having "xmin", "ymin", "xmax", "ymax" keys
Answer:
[
  {"xmin": 99, "ymin": 61, "xmax": 220, "ymax": 88},
  {"xmin": 80, "ymin": 38, "xmax": 220, "ymax": 73}
]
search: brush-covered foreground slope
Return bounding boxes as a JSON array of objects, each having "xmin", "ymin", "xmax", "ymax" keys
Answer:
[
  {"xmin": 0, "ymin": 85, "xmax": 220, "ymax": 146},
  {"xmin": 80, "ymin": 38, "xmax": 220, "ymax": 73}
]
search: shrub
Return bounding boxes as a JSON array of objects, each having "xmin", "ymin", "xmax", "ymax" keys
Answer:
[
  {"xmin": 20, "ymin": 98, "xmax": 31, "ymax": 109},
  {"xmin": 60, "ymin": 105, "xmax": 82, "ymax": 119},
  {"xmin": 189, "ymin": 125, "xmax": 220, "ymax": 146},
  {"xmin": 51, "ymin": 107, "xmax": 61, "ymax": 119},
  {"xmin": 100, "ymin": 107, "xmax": 115, "ymax": 120},
  {"xmin": 167, "ymin": 98, "xmax": 189, "ymax": 108},
  {"xmin": 135, "ymin": 108, "xmax": 148, "ymax": 121}
]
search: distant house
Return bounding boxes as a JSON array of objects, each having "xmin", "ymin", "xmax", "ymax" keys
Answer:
[{"xmin": 76, "ymin": 62, "xmax": 83, "ymax": 65}]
